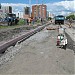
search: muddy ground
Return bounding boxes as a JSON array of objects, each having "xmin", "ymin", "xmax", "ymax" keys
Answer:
[{"xmin": 0, "ymin": 26, "xmax": 38, "ymax": 44}]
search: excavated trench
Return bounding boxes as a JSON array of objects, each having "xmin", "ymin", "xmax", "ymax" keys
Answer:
[{"xmin": 0, "ymin": 26, "xmax": 37, "ymax": 44}]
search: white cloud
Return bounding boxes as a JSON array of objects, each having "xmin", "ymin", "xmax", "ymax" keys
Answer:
[
  {"xmin": 1, "ymin": 1, "xmax": 75, "ymax": 16},
  {"xmin": 1, "ymin": 3, "xmax": 29, "ymax": 7},
  {"xmin": 1, "ymin": 3, "xmax": 29, "ymax": 18},
  {"xmin": 59, "ymin": 11, "xmax": 71, "ymax": 15},
  {"xmin": 46, "ymin": 0, "xmax": 75, "ymax": 15},
  {"xmin": 60, "ymin": 11, "xmax": 66, "ymax": 15},
  {"xmin": 74, "ymin": 0, "xmax": 75, "ymax": 10},
  {"xmin": 53, "ymin": 1, "xmax": 74, "ymax": 10}
]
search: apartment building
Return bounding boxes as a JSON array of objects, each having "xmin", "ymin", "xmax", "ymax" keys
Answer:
[
  {"xmin": 2, "ymin": 6, "xmax": 12, "ymax": 13},
  {"xmin": 0, "ymin": 6, "xmax": 12, "ymax": 18},
  {"xmin": 32, "ymin": 4, "xmax": 47, "ymax": 19}
]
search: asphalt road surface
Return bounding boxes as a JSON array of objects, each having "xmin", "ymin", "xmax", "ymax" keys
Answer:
[{"xmin": 0, "ymin": 25, "xmax": 74, "ymax": 75}]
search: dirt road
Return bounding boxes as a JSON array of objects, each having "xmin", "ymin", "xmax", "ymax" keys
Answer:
[{"xmin": 0, "ymin": 25, "xmax": 74, "ymax": 75}]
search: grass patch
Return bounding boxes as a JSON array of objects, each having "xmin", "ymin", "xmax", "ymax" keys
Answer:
[
  {"xmin": 0, "ymin": 24, "xmax": 24, "ymax": 29},
  {"xmin": 18, "ymin": 19, "xmax": 25, "ymax": 25},
  {"xmin": 0, "ymin": 19, "xmax": 25, "ymax": 29}
]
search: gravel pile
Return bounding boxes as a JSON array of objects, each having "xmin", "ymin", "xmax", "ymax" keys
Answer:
[
  {"xmin": 0, "ymin": 26, "xmax": 38, "ymax": 67},
  {"xmin": 0, "ymin": 43, "xmax": 22, "ymax": 67}
]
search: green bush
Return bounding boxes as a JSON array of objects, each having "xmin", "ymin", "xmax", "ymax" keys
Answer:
[
  {"xmin": 18, "ymin": 19, "xmax": 25, "ymax": 25},
  {"xmin": 66, "ymin": 14, "xmax": 75, "ymax": 20},
  {"xmin": 37, "ymin": 19, "xmax": 40, "ymax": 23},
  {"xmin": 48, "ymin": 17, "xmax": 52, "ymax": 20}
]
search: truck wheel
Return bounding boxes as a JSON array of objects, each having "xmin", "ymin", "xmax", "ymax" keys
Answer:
[{"xmin": 62, "ymin": 21, "xmax": 64, "ymax": 24}]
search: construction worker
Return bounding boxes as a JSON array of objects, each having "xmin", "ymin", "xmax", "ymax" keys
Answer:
[
  {"xmin": 63, "ymin": 38, "xmax": 67, "ymax": 50},
  {"xmin": 69, "ymin": 18, "xmax": 72, "ymax": 28},
  {"xmin": 28, "ymin": 18, "xmax": 31, "ymax": 25}
]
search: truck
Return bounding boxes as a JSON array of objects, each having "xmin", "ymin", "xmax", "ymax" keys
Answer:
[
  {"xmin": 5, "ymin": 13, "xmax": 19, "ymax": 26},
  {"xmin": 55, "ymin": 15, "xmax": 65, "ymax": 25}
]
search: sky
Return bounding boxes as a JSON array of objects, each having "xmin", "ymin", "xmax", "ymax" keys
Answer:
[
  {"xmin": 0, "ymin": 0, "xmax": 75, "ymax": 16},
  {"xmin": 0, "ymin": 0, "xmax": 73, "ymax": 4}
]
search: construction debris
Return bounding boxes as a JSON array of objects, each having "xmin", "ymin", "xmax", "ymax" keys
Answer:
[{"xmin": 46, "ymin": 27, "xmax": 56, "ymax": 30}]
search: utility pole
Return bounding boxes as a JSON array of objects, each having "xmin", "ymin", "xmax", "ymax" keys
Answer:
[
  {"xmin": 36, "ymin": 0, "xmax": 38, "ymax": 4},
  {"xmin": 36, "ymin": 0, "xmax": 39, "ymax": 18},
  {"xmin": 74, "ymin": 0, "xmax": 75, "ymax": 11},
  {"xmin": 29, "ymin": 0, "xmax": 31, "ymax": 17},
  {"xmin": 42, "ymin": 0, "xmax": 43, "ymax": 4}
]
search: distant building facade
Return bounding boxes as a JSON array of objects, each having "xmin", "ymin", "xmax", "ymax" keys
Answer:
[
  {"xmin": 32, "ymin": 4, "xmax": 47, "ymax": 19},
  {"xmin": 0, "ymin": 4, "xmax": 3, "ymax": 18},
  {"xmin": 0, "ymin": 6, "xmax": 12, "ymax": 18},
  {"xmin": 0, "ymin": 4, "xmax": 1, "ymax": 9},
  {"xmin": 0, "ymin": 9, "xmax": 3, "ymax": 18},
  {"xmin": 2, "ymin": 6, "xmax": 12, "ymax": 13},
  {"xmin": 48, "ymin": 12, "xmax": 54, "ymax": 18},
  {"xmin": 23, "ymin": 7, "xmax": 30, "ymax": 19}
]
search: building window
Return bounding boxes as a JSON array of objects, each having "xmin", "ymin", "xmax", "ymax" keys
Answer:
[
  {"xmin": 42, "ymin": 7, "xmax": 45, "ymax": 9},
  {"xmin": 9, "ymin": 6, "xmax": 12, "ymax": 13},
  {"xmin": 25, "ymin": 7, "xmax": 30, "ymax": 15},
  {"xmin": 43, "ymin": 9, "xmax": 44, "ymax": 10}
]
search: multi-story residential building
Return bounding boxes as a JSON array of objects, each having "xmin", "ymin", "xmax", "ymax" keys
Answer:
[
  {"xmin": 32, "ymin": 4, "xmax": 47, "ymax": 19},
  {"xmin": 0, "ymin": 6, "xmax": 12, "ymax": 18},
  {"xmin": 0, "ymin": 9, "xmax": 3, "ymax": 18},
  {"xmin": 0, "ymin": 4, "xmax": 4, "ymax": 18},
  {"xmin": 0, "ymin": 4, "xmax": 1, "ymax": 9},
  {"xmin": 23, "ymin": 7, "xmax": 30, "ymax": 19},
  {"xmin": 48, "ymin": 12, "xmax": 54, "ymax": 18},
  {"xmin": 0, "ymin": 4, "xmax": 3, "ymax": 18},
  {"xmin": 2, "ymin": 6, "xmax": 12, "ymax": 13}
]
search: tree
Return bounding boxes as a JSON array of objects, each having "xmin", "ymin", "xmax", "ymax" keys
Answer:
[
  {"xmin": 48, "ymin": 17, "xmax": 52, "ymax": 20},
  {"xmin": 66, "ymin": 14, "xmax": 75, "ymax": 28},
  {"xmin": 66, "ymin": 14, "xmax": 75, "ymax": 20}
]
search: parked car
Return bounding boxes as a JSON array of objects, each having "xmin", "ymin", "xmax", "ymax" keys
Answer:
[{"xmin": 5, "ymin": 13, "xmax": 19, "ymax": 26}]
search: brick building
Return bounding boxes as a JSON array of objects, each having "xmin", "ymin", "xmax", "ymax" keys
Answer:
[{"xmin": 32, "ymin": 4, "xmax": 47, "ymax": 19}]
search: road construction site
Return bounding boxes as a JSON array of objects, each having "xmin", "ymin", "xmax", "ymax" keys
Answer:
[{"xmin": 0, "ymin": 23, "xmax": 74, "ymax": 75}]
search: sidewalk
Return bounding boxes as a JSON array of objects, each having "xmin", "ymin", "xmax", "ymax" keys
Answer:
[{"xmin": 61, "ymin": 25, "xmax": 75, "ymax": 41}]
